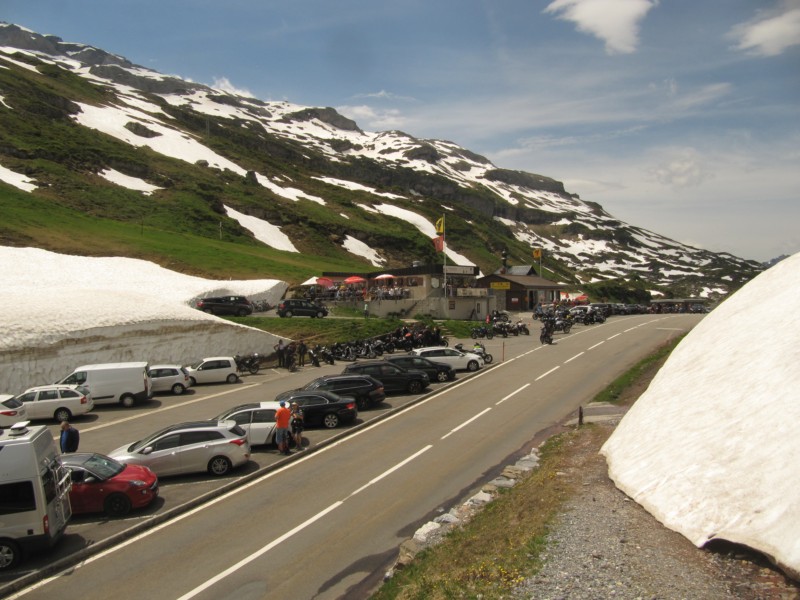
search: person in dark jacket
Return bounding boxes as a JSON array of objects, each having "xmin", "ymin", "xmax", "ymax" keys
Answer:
[{"xmin": 60, "ymin": 421, "xmax": 80, "ymax": 453}]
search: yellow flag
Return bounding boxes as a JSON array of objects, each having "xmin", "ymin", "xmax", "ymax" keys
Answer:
[
  {"xmin": 533, "ymin": 248, "xmax": 542, "ymax": 260},
  {"xmin": 435, "ymin": 216, "xmax": 445, "ymax": 235}
]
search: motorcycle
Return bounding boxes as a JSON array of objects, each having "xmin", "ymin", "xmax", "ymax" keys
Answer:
[
  {"xmin": 540, "ymin": 320, "xmax": 554, "ymax": 345},
  {"xmin": 509, "ymin": 320, "xmax": 530, "ymax": 336},
  {"xmin": 492, "ymin": 321, "xmax": 511, "ymax": 338},
  {"xmin": 234, "ymin": 353, "xmax": 260, "ymax": 375},
  {"xmin": 455, "ymin": 342, "xmax": 493, "ymax": 364},
  {"xmin": 490, "ymin": 309, "xmax": 510, "ymax": 323},
  {"xmin": 471, "ymin": 325, "xmax": 495, "ymax": 340}
]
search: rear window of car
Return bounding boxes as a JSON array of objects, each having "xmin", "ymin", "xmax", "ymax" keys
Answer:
[
  {"xmin": 1, "ymin": 397, "xmax": 21, "ymax": 409},
  {"xmin": 59, "ymin": 389, "xmax": 79, "ymax": 398},
  {"xmin": 228, "ymin": 424, "xmax": 247, "ymax": 437},
  {"xmin": 181, "ymin": 431, "xmax": 223, "ymax": 445}
]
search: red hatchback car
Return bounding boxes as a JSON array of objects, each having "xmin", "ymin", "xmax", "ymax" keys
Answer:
[{"xmin": 61, "ymin": 453, "xmax": 159, "ymax": 517}]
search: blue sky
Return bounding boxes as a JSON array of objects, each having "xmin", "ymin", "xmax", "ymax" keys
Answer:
[{"xmin": 4, "ymin": 0, "xmax": 799, "ymax": 262}]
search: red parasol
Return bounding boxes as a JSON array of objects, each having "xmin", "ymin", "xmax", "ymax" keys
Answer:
[
  {"xmin": 344, "ymin": 275, "xmax": 366, "ymax": 284},
  {"xmin": 373, "ymin": 274, "xmax": 395, "ymax": 280},
  {"xmin": 316, "ymin": 277, "xmax": 334, "ymax": 287}
]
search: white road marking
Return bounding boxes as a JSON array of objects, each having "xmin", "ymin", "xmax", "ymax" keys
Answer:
[
  {"xmin": 441, "ymin": 408, "xmax": 492, "ymax": 439},
  {"xmin": 496, "ymin": 383, "xmax": 530, "ymax": 405},
  {"xmin": 565, "ymin": 352, "xmax": 584, "ymax": 364},
  {"xmin": 588, "ymin": 341, "xmax": 605, "ymax": 350},
  {"xmin": 535, "ymin": 366, "xmax": 560, "ymax": 381}
]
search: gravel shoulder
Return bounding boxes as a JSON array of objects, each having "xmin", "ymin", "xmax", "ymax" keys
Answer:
[{"xmin": 511, "ymin": 393, "xmax": 800, "ymax": 599}]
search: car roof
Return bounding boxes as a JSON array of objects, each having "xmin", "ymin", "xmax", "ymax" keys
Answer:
[
  {"xmin": 148, "ymin": 364, "xmax": 183, "ymax": 369},
  {"xmin": 276, "ymin": 389, "xmax": 343, "ymax": 402},
  {"xmin": 23, "ymin": 384, "xmax": 78, "ymax": 392}
]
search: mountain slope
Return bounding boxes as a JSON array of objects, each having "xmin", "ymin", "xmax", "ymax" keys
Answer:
[{"xmin": 0, "ymin": 22, "xmax": 762, "ymax": 298}]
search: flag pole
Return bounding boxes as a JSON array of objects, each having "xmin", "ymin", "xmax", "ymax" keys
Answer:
[{"xmin": 441, "ymin": 215, "xmax": 447, "ymax": 298}]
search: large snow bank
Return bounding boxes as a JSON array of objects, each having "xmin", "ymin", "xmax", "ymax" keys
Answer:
[
  {"xmin": 2, "ymin": 247, "xmax": 288, "ymax": 392},
  {"xmin": 601, "ymin": 252, "xmax": 800, "ymax": 579}
]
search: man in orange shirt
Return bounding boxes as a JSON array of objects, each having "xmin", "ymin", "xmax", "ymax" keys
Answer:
[{"xmin": 275, "ymin": 400, "xmax": 292, "ymax": 455}]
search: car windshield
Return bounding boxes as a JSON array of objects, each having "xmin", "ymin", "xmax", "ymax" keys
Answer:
[{"xmin": 82, "ymin": 454, "xmax": 125, "ymax": 478}]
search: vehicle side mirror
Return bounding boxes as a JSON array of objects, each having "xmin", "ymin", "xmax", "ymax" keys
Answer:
[
  {"xmin": 142, "ymin": 447, "xmax": 153, "ymax": 455},
  {"xmin": 84, "ymin": 475, "xmax": 97, "ymax": 484}
]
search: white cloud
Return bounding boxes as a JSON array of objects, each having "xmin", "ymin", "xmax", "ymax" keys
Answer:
[
  {"xmin": 212, "ymin": 76, "xmax": 254, "ymax": 98},
  {"xmin": 649, "ymin": 148, "xmax": 711, "ymax": 189},
  {"xmin": 729, "ymin": 4, "xmax": 800, "ymax": 57},
  {"xmin": 336, "ymin": 104, "xmax": 407, "ymax": 130},
  {"xmin": 544, "ymin": 0, "xmax": 658, "ymax": 54}
]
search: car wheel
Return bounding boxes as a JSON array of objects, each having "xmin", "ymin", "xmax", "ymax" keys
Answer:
[
  {"xmin": 104, "ymin": 493, "xmax": 132, "ymax": 517},
  {"xmin": 285, "ymin": 310, "xmax": 293, "ymax": 318},
  {"xmin": 467, "ymin": 360, "xmax": 479, "ymax": 372},
  {"xmin": 237, "ymin": 309, "xmax": 249, "ymax": 316},
  {"xmin": 54, "ymin": 407, "xmax": 72, "ymax": 422},
  {"xmin": 226, "ymin": 373, "xmax": 238, "ymax": 384},
  {"xmin": 171, "ymin": 383, "xmax": 185, "ymax": 395},
  {"xmin": 322, "ymin": 413, "xmax": 340, "ymax": 429},
  {"xmin": 316, "ymin": 311, "xmax": 325, "ymax": 318},
  {"xmin": 0, "ymin": 539, "xmax": 21, "ymax": 570},
  {"xmin": 208, "ymin": 456, "xmax": 232, "ymax": 476},
  {"xmin": 436, "ymin": 371, "xmax": 449, "ymax": 383},
  {"xmin": 120, "ymin": 394, "xmax": 135, "ymax": 408},
  {"xmin": 408, "ymin": 381, "xmax": 423, "ymax": 394},
  {"xmin": 189, "ymin": 377, "xmax": 197, "ymax": 386}
]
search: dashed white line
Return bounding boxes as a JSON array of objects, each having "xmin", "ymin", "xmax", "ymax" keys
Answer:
[
  {"xmin": 564, "ymin": 352, "xmax": 584, "ymax": 364},
  {"xmin": 535, "ymin": 366, "xmax": 560, "ymax": 381},
  {"xmin": 441, "ymin": 407, "xmax": 492, "ymax": 439},
  {"xmin": 496, "ymin": 383, "xmax": 530, "ymax": 405}
]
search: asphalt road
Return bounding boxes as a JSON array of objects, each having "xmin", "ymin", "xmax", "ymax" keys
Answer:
[{"xmin": 1, "ymin": 313, "xmax": 703, "ymax": 599}]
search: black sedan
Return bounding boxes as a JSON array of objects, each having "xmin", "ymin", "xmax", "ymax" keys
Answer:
[
  {"xmin": 274, "ymin": 390, "xmax": 358, "ymax": 429},
  {"xmin": 341, "ymin": 360, "xmax": 430, "ymax": 394},
  {"xmin": 383, "ymin": 355, "xmax": 456, "ymax": 383}
]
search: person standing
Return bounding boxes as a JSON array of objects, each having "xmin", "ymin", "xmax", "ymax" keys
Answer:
[
  {"xmin": 60, "ymin": 421, "xmax": 80, "ymax": 453},
  {"xmin": 297, "ymin": 339, "xmax": 307, "ymax": 367},
  {"xmin": 290, "ymin": 402, "xmax": 305, "ymax": 451},
  {"xmin": 274, "ymin": 339, "xmax": 286, "ymax": 368},
  {"xmin": 275, "ymin": 401, "xmax": 291, "ymax": 455}
]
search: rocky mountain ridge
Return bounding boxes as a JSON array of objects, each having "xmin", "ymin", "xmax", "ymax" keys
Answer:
[{"xmin": 0, "ymin": 22, "xmax": 763, "ymax": 299}]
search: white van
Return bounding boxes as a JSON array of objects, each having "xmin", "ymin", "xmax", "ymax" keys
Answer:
[
  {"xmin": 58, "ymin": 362, "xmax": 152, "ymax": 408},
  {"xmin": 0, "ymin": 422, "xmax": 72, "ymax": 570}
]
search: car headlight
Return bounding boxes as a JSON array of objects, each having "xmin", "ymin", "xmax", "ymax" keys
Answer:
[{"xmin": 128, "ymin": 480, "xmax": 147, "ymax": 487}]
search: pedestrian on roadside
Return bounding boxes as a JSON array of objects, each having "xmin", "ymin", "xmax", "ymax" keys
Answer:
[
  {"xmin": 275, "ymin": 401, "xmax": 291, "ymax": 454},
  {"xmin": 60, "ymin": 421, "xmax": 80, "ymax": 453},
  {"xmin": 290, "ymin": 402, "xmax": 305, "ymax": 451},
  {"xmin": 297, "ymin": 339, "xmax": 307, "ymax": 367},
  {"xmin": 274, "ymin": 339, "xmax": 286, "ymax": 368}
]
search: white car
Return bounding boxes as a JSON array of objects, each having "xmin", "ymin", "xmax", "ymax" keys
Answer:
[
  {"xmin": 184, "ymin": 357, "xmax": 238, "ymax": 385},
  {"xmin": 0, "ymin": 394, "xmax": 28, "ymax": 427},
  {"xmin": 410, "ymin": 347, "xmax": 484, "ymax": 372},
  {"xmin": 148, "ymin": 365, "xmax": 193, "ymax": 395},
  {"xmin": 16, "ymin": 385, "xmax": 94, "ymax": 422},
  {"xmin": 108, "ymin": 420, "xmax": 250, "ymax": 477}
]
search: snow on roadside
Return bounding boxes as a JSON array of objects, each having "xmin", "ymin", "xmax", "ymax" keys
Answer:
[
  {"xmin": 601, "ymin": 251, "xmax": 800, "ymax": 579},
  {"xmin": 2, "ymin": 247, "xmax": 288, "ymax": 393}
]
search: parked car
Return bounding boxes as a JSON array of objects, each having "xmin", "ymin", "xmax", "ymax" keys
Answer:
[
  {"xmin": 342, "ymin": 361, "xmax": 430, "ymax": 394},
  {"xmin": 195, "ymin": 295, "xmax": 253, "ymax": 316},
  {"xmin": 410, "ymin": 347, "xmax": 484, "ymax": 372},
  {"xmin": 61, "ymin": 452, "xmax": 159, "ymax": 517},
  {"xmin": 213, "ymin": 402, "xmax": 282, "ymax": 446},
  {"xmin": 273, "ymin": 390, "xmax": 358, "ymax": 429},
  {"xmin": 108, "ymin": 420, "xmax": 250, "ymax": 477},
  {"xmin": 0, "ymin": 394, "xmax": 28, "ymax": 428},
  {"xmin": 384, "ymin": 354, "xmax": 456, "ymax": 383},
  {"xmin": 148, "ymin": 365, "xmax": 192, "ymax": 395},
  {"xmin": 184, "ymin": 357, "xmax": 238, "ymax": 385},
  {"xmin": 299, "ymin": 374, "xmax": 386, "ymax": 410},
  {"xmin": 276, "ymin": 298, "xmax": 328, "ymax": 318},
  {"xmin": 15, "ymin": 384, "xmax": 93, "ymax": 422}
]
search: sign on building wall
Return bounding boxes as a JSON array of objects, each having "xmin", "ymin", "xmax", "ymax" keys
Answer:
[{"xmin": 490, "ymin": 281, "xmax": 511, "ymax": 290}]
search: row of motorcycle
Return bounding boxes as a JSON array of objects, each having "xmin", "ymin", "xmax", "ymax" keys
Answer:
[
  {"xmin": 471, "ymin": 319, "xmax": 530, "ymax": 339},
  {"xmin": 236, "ymin": 328, "xmax": 451, "ymax": 373},
  {"xmin": 538, "ymin": 308, "xmax": 607, "ymax": 345}
]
